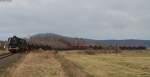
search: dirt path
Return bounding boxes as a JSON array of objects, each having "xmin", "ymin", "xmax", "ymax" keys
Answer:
[{"xmin": 54, "ymin": 53, "xmax": 92, "ymax": 77}]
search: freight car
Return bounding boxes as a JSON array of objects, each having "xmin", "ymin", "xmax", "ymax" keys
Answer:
[{"xmin": 7, "ymin": 36, "xmax": 28, "ymax": 53}]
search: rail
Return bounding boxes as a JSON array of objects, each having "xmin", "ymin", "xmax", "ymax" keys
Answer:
[{"xmin": 0, "ymin": 53, "xmax": 14, "ymax": 59}]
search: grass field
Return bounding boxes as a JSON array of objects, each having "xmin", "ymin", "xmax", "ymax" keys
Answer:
[
  {"xmin": 64, "ymin": 50, "xmax": 150, "ymax": 77},
  {"xmin": 7, "ymin": 51, "xmax": 66, "ymax": 77},
  {"xmin": 4, "ymin": 50, "xmax": 150, "ymax": 77}
]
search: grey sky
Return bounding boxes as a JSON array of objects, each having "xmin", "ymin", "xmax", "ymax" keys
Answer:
[{"xmin": 0, "ymin": 0, "xmax": 150, "ymax": 40}]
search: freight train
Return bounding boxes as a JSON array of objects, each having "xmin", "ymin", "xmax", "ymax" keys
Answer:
[{"xmin": 7, "ymin": 36, "xmax": 28, "ymax": 53}]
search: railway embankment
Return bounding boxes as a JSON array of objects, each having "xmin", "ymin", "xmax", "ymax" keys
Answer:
[{"xmin": 0, "ymin": 52, "xmax": 26, "ymax": 77}]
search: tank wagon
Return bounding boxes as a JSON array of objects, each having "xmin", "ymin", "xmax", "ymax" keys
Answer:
[{"xmin": 7, "ymin": 36, "xmax": 28, "ymax": 53}]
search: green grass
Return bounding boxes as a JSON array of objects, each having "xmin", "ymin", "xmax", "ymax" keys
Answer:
[{"xmin": 65, "ymin": 51, "xmax": 150, "ymax": 77}]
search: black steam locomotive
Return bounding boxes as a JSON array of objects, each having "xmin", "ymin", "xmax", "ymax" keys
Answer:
[{"xmin": 7, "ymin": 36, "xmax": 28, "ymax": 53}]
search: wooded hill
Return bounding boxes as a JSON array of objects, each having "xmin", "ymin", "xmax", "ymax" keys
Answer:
[{"xmin": 28, "ymin": 33, "xmax": 150, "ymax": 49}]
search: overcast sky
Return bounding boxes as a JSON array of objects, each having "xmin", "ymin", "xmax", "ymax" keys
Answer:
[{"xmin": 0, "ymin": 0, "xmax": 150, "ymax": 40}]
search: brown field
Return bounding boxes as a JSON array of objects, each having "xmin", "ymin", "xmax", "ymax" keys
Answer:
[
  {"xmin": 2, "ymin": 50, "xmax": 150, "ymax": 77},
  {"xmin": 0, "ymin": 53, "xmax": 25, "ymax": 77},
  {"xmin": 7, "ymin": 51, "xmax": 66, "ymax": 77}
]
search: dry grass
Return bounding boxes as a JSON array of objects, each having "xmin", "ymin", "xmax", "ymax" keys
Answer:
[
  {"xmin": 64, "ymin": 50, "xmax": 150, "ymax": 77},
  {"xmin": 8, "ymin": 51, "xmax": 65, "ymax": 77},
  {"xmin": 54, "ymin": 53, "xmax": 92, "ymax": 77},
  {"xmin": 0, "ymin": 53, "xmax": 25, "ymax": 77},
  {"xmin": 6, "ymin": 50, "xmax": 150, "ymax": 77}
]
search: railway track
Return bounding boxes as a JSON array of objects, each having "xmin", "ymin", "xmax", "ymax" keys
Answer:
[{"xmin": 0, "ymin": 53, "xmax": 14, "ymax": 60}]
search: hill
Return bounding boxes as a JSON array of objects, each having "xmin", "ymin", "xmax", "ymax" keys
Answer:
[
  {"xmin": 29, "ymin": 33, "xmax": 150, "ymax": 48},
  {"xmin": 99, "ymin": 40, "xmax": 150, "ymax": 48}
]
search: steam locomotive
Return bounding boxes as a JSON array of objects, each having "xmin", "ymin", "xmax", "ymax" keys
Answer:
[{"xmin": 7, "ymin": 36, "xmax": 28, "ymax": 53}]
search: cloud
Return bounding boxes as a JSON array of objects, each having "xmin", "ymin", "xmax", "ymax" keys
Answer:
[{"xmin": 0, "ymin": 0, "xmax": 150, "ymax": 40}]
